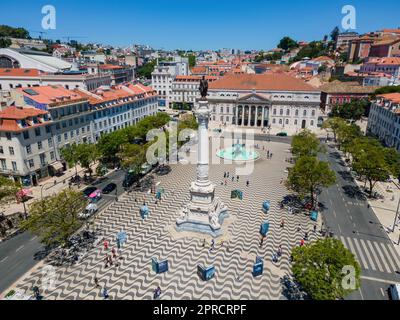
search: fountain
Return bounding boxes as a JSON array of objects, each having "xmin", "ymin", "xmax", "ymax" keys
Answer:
[{"xmin": 217, "ymin": 139, "xmax": 260, "ymax": 162}]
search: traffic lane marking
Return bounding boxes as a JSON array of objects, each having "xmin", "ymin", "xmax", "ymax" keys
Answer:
[
  {"xmin": 0, "ymin": 256, "xmax": 9, "ymax": 263},
  {"xmin": 15, "ymin": 245, "xmax": 25, "ymax": 252}
]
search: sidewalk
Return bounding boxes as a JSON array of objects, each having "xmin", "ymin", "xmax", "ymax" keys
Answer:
[
  {"xmin": 333, "ymin": 144, "xmax": 400, "ymax": 255},
  {"xmin": 1, "ymin": 162, "xmax": 101, "ymax": 217}
]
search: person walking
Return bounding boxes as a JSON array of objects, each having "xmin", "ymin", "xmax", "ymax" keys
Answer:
[
  {"xmin": 224, "ymin": 172, "xmax": 227, "ymax": 178},
  {"xmin": 111, "ymin": 248, "xmax": 117, "ymax": 260},
  {"xmin": 202, "ymin": 238, "xmax": 206, "ymax": 247},
  {"xmin": 210, "ymin": 239, "xmax": 215, "ymax": 252},
  {"xmin": 313, "ymin": 225, "xmax": 317, "ymax": 233},
  {"xmin": 277, "ymin": 245, "xmax": 283, "ymax": 257},
  {"xmin": 260, "ymin": 236, "xmax": 264, "ymax": 248},
  {"xmin": 232, "ymin": 176, "xmax": 234, "ymax": 182},
  {"xmin": 94, "ymin": 276, "xmax": 100, "ymax": 288},
  {"xmin": 103, "ymin": 287, "xmax": 109, "ymax": 299},
  {"xmin": 297, "ymin": 224, "xmax": 301, "ymax": 232},
  {"xmin": 103, "ymin": 239, "xmax": 109, "ymax": 250},
  {"xmin": 104, "ymin": 254, "xmax": 109, "ymax": 268},
  {"xmin": 236, "ymin": 175, "xmax": 239, "ymax": 182},
  {"xmin": 246, "ymin": 180, "xmax": 250, "ymax": 187},
  {"xmin": 280, "ymin": 219, "xmax": 285, "ymax": 228}
]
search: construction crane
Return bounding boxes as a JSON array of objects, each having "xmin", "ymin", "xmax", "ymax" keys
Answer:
[
  {"xmin": 29, "ymin": 30, "xmax": 47, "ymax": 40},
  {"xmin": 61, "ymin": 36, "xmax": 88, "ymax": 43}
]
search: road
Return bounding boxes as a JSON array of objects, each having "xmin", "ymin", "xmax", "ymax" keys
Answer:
[
  {"xmin": 319, "ymin": 143, "xmax": 400, "ymax": 300},
  {"xmin": 0, "ymin": 168, "xmax": 127, "ymax": 295}
]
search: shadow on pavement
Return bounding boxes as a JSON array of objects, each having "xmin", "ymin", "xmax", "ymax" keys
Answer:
[{"xmin": 342, "ymin": 185, "xmax": 367, "ymax": 201}]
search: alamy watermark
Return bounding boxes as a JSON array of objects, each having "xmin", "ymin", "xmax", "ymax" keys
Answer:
[
  {"xmin": 341, "ymin": 5, "xmax": 356, "ymax": 31},
  {"xmin": 41, "ymin": 5, "xmax": 56, "ymax": 30}
]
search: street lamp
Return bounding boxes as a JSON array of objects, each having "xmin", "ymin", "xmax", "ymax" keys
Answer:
[{"xmin": 392, "ymin": 196, "xmax": 400, "ymax": 233}]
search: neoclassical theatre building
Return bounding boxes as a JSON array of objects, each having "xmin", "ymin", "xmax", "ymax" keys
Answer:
[{"xmin": 206, "ymin": 73, "xmax": 322, "ymax": 130}]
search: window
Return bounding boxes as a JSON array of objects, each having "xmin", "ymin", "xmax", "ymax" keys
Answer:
[
  {"xmin": 0, "ymin": 159, "xmax": 6, "ymax": 170},
  {"xmin": 6, "ymin": 133, "xmax": 11, "ymax": 140},
  {"xmin": 312, "ymin": 110, "xmax": 316, "ymax": 117},
  {"xmin": 50, "ymin": 151, "xmax": 55, "ymax": 160},
  {"xmin": 0, "ymin": 146, "xmax": 3, "ymax": 154},
  {"xmin": 279, "ymin": 119, "xmax": 283, "ymax": 124},
  {"xmin": 48, "ymin": 138, "xmax": 53, "ymax": 147},
  {"xmin": 310, "ymin": 120, "xmax": 314, "ymax": 126},
  {"xmin": 46, "ymin": 125, "xmax": 51, "ymax": 134},
  {"xmin": 9, "ymin": 147, "xmax": 14, "ymax": 155},
  {"xmin": 26, "ymin": 145, "xmax": 32, "ymax": 154},
  {"xmin": 28, "ymin": 159, "xmax": 34, "ymax": 168},
  {"xmin": 64, "ymin": 133, "xmax": 68, "ymax": 140},
  {"xmin": 294, "ymin": 119, "xmax": 298, "ymax": 125},
  {"xmin": 62, "ymin": 122, "xmax": 67, "ymax": 128},
  {"xmin": 295, "ymin": 109, "xmax": 299, "ymax": 116},
  {"xmin": 303, "ymin": 110, "xmax": 307, "ymax": 116},
  {"xmin": 12, "ymin": 161, "xmax": 17, "ymax": 171},
  {"xmin": 272, "ymin": 118, "xmax": 276, "ymax": 124},
  {"xmin": 35, "ymin": 127, "xmax": 41, "ymax": 136},
  {"xmin": 38, "ymin": 141, "xmax": 42, "ymax": 150},
  {"xmin": 285, "ymin": 119, "xmax": 289, "ymax": 125},
  {"xmin": 286, "ymin": 109, "xmax": 290, "ymax": 116},
  {"xmin": 70, "ymin": 131, "xmax": 74, "ymax": 138},
  {"xmin": 57, "ymin": 135, "xmax": 61, "ymax": 143},
  {"xmin": 23, "ymin": 131, "xmax": 30, "ymax": 139},
  {"xmin": 280, "ymin": 109, "xmax": 283, "ymax": 116},
  {"xmin": 273, "ymin": 109, "xmax": 277, "ymax": 115}
]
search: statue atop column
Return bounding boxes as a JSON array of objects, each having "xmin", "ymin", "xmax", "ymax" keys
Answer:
[{"xmin": 199, "ymin": 76, "xmax": 208, "ymax": 100}]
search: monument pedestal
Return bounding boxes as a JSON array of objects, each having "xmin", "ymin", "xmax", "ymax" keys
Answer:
[{"xmin": 176, "ymin": 100, "xmax": 228, "ymax": 237}]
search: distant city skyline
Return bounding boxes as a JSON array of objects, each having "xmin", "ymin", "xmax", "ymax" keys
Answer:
[{"xmin": 1, "ymin": 0, "xmax": 400, "ymax": 50}]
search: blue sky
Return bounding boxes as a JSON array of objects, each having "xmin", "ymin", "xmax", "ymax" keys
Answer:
[{"xmin": 1, "ymin": 0, "xmax": 400, "ymax": 50}]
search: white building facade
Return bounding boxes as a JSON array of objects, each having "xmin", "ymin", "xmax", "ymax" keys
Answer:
[{"xmin": 367, "ymin": 93, "xmax": 400, "ymax": 151}]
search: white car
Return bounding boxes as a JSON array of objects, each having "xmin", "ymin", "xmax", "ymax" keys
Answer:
[{"xmin": 79, "ymin": 203, "xmax": 98, "ymax": 219}]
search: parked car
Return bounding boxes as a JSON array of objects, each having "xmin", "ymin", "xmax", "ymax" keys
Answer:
[
  {"xmin": 102, "ymin": 183, "xmax": 117, "ymax": 194},
  {"xmin": 79, "ymin": 203, "xmax": 98, "ymax": 219},
  {"xmin": 276, "ymin": 132, "xmax": 288, "ymax": 137},
  {"xmin": 141, "ymin": 163, "xmax": 153, "ymax": 175},
  {"xmin": 83, "ymin": 187, "xmax": 97, "ymax": 198},
  {"xmin": 155, "ymin": 165, "xmax": 171, "ymax": 176}
]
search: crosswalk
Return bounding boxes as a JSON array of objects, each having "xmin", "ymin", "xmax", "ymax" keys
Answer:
[{"xmin": 339, "ymin": 236, "xmax": 400, "ymax": 274}]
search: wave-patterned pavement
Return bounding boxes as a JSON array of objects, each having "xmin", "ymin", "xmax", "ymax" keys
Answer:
[{"xmin": 15, "ymin": 142, "xmax": 320, "ymax": 300}]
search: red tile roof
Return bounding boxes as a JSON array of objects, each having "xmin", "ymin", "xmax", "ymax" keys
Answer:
[
  {"xmin": 16, "ymin": 85, "xmax": 85, "ymax": 105},
  {"xmin": 209, "ymin": 73, "xmax": 319, "ymax": 92},
  {"xmin": 0, "ymin": 68, "xmax": 41, "ymax": 77},
  {"xmin": 378, "ymin": 93, "xmax": 400, "ymax": 104},
  {"xmin": 0, "ymin": 106, "xmax": 49, "ymax": 132}
]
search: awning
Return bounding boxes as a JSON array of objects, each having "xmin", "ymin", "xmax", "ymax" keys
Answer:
[{"xmin": 50, "ymin": 161, "xmax": 64, "ymax": 171}]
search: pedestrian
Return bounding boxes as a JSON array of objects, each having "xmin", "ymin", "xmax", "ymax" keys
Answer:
[
  {"xmin": 111, "ymin": 248, "xmax": 117, "ymax": 260},
  {"xmin": 297, "ymin": 224, "xmax": 301, "ymax": 232},
  {"xmin": 104, "ymin": 254, "xmax": 109, "ymax": 268},
  {"xmin": 227, "ymin": 172, "xmax": 230, "ymax": 178},
  {"xmin": 103, "ymin": 239, "xmax": 109, "ymax": 250},
  {"xmin": 202, "ymin": 238, "xmax": 206, "ymax": 247},
  {"xmin": 304, "ymin": 232, "xmax": 309, "ymax": 241},
  {"xmin": 278, "ymin": 245, "xmax": 283, "ymax": 257},
  {"xmin": 300, "ymin": 239, "xmax": 305, "ymax": 246},
  {"xmin": 267, "ymin": 150, "xmax": 270, "ymax": 158},
  {"xmin": 270, "ymin": 152, "xmax": 273, "ymax": 158},
  {"xmin": 313, "ymin": 225, "xmax": 317, "ymax": 233},
  {"xmin": 232, "ymin": 176, "xmax": 234, "ymax": 182},
  {"xmin": 210, "ymin": 239, "xmax": 215, "ymax": 251},
  {"xmin": 280, "ymin": 219, "xmax": 285, "ymax": 228},
  {"xmin": 236, "ymin": 175, "xmax": 239, "ymax": 182},
  {"xmin": 246, "ymin": 180, "xmax": 250, "ymax": 187},
  {"xmin": 260, "ymin": 236, "xmax": 264, "ymax": 248},
  {"xmin": 224, "ymin": 172, "xmax": 227, "ymax": 178},
  {"xmin": 225, "ymin": 180, "xmax": 227, "ymax": 186},
  {"xmin": 108, "ymin": 255, "xmax": 113, "ymax": 266},
  {"xmin": 94, "ymin": 276, "xmax": 100, "ymax": 288},
  {"xmin": 103, "ymin": 287, "xmax": 109, "ymax": 299}
]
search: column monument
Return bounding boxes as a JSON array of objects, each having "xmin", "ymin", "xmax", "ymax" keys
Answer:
[{"xmin": 176, "ymin": 76, "xmax": 228, "ymax": 237}]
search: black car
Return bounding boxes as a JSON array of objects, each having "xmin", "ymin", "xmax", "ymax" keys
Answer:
[
  {"xmin": 155, "ymin": 165, "xmax": 171, "ymax": 176},
  {"xmin": 102, "ymin": 183, "xmax": 117, "ymax": 194},
  {"xmin": 83, "ymin": 186, "xmax": 97, "ymax": 197}
]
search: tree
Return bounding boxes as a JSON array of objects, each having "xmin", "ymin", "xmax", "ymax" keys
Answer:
[
  {"xmin": 291, "ymin": 130, "xmax": 323, "ymax": 158},
  {"xmin": 322, "ymin": 117, "xmax": 347, "ymax": 142},
  {"xmin": 0, "ymin": 176, "xmax": 20, "ymax": 206},
  {"xmin": 0, "ymin": 37, "xmax": 11, "ymax": 48},
  {"xmin": 60, "ymin": 144, "xmax": 79, "ymax": 176},
  {"xmin": 286, "ymin": 156, "xmax": 336, "ymax": 207},
  {"xmin": 351, "ymin": 142, "xmax": 391, "ymax": 197},
  {"xmin": 136, "ymin": 60, "xmax": 157, "ymax": 79},
  {"xmin": 97, "ymin": 130, "xmax": 128, "ymax": 166},
  {"xmin": 330, "ymin": 100, "xmax": 369, "ymax": 122},
  {"xmin": 383, "ymin": 147, "xmax": 400, "ymax": 177},
  {"xmin": 292, "ymin": 238, "xmax": 361, "ymax": 300},
  {"xmin": 278, "ymin": 36, "xmax": 298, "ymax": 52},
  {"xmin": 118, "ymin": 143, "xmax": 146, "ymax": 171},
  {"xmin": 75, "ymin": 143, "xmax": 98, "ymax": 176},
  {"xmin": 290, "ymin": 41, "xmax": 329, "ymax": 62},
  {"xmin": 20, "ymin": 190, "xmax": 86, "ymax": 247},
  {"xmin": 336, "ymin": 122, "xmax": 362, "ymax": 152},
  {"xmin": 330, "ymin": 26, "xmax": 340, "ymax": 42},
  {"xmin": 0, "ymin": 25, "xmax": 30, "ymax": 39}
]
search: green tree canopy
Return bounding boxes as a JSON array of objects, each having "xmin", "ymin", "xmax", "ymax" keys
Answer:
[
  {"xmin": 118, "ymin": 143, "xmax": 146, "ymax": 171},
  {"xmin": 286, "ymin": 156, "xmax": 336, "ymax": 207},
  {"xmin": 20, "ymin": 190, "xmax": 87, "ymax": 246},
  {"xmin": 60, "ymin": 144, "xmax": 79, "ymax": 175},
  {"xmin": 75, "ymin": 143, "xmax": 99, "ymax": 175},
  {"xmin": 291, "ymin": 130, "xmax": 323, "ymax": 158},
  {"xmin": 0, "ymin": 25, "xmax": 30, "ymax": 39},
  {"xmin": 351, "ymin": 141, "xmax": 391, "ymax": 197},
  {"xmin": 322, "ymin": 117, "xmax": 347, "ymax": 142},
  {"xmin": 336, "ymin": 122, "xmax": 362, "ymax": 153},
  {"xmin": 136, "ymin": 59, "xmax": 157, "ymax": 79},
  {"xmin": 292, "ymin": 238, "xmax": 361, "ymax": 300},
  {"xmin": 330, "ymin": 99, "xmax": 369, "ymax": 122},
  {"xmin": 330, "ymin": 26, "xmax": 340, "ymax": 42},
  {"xmin": 278, "ymin": 36, "xmax": 298, "ymax": 51},
  {"xmin": 0, "ymin": 176, "xmax": 20, "ymax": 206}
]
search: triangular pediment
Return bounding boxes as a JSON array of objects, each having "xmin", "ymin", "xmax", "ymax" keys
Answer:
[{"xmin": 237, "ymin": 92, "xmax": 271, "ymax": 103}]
